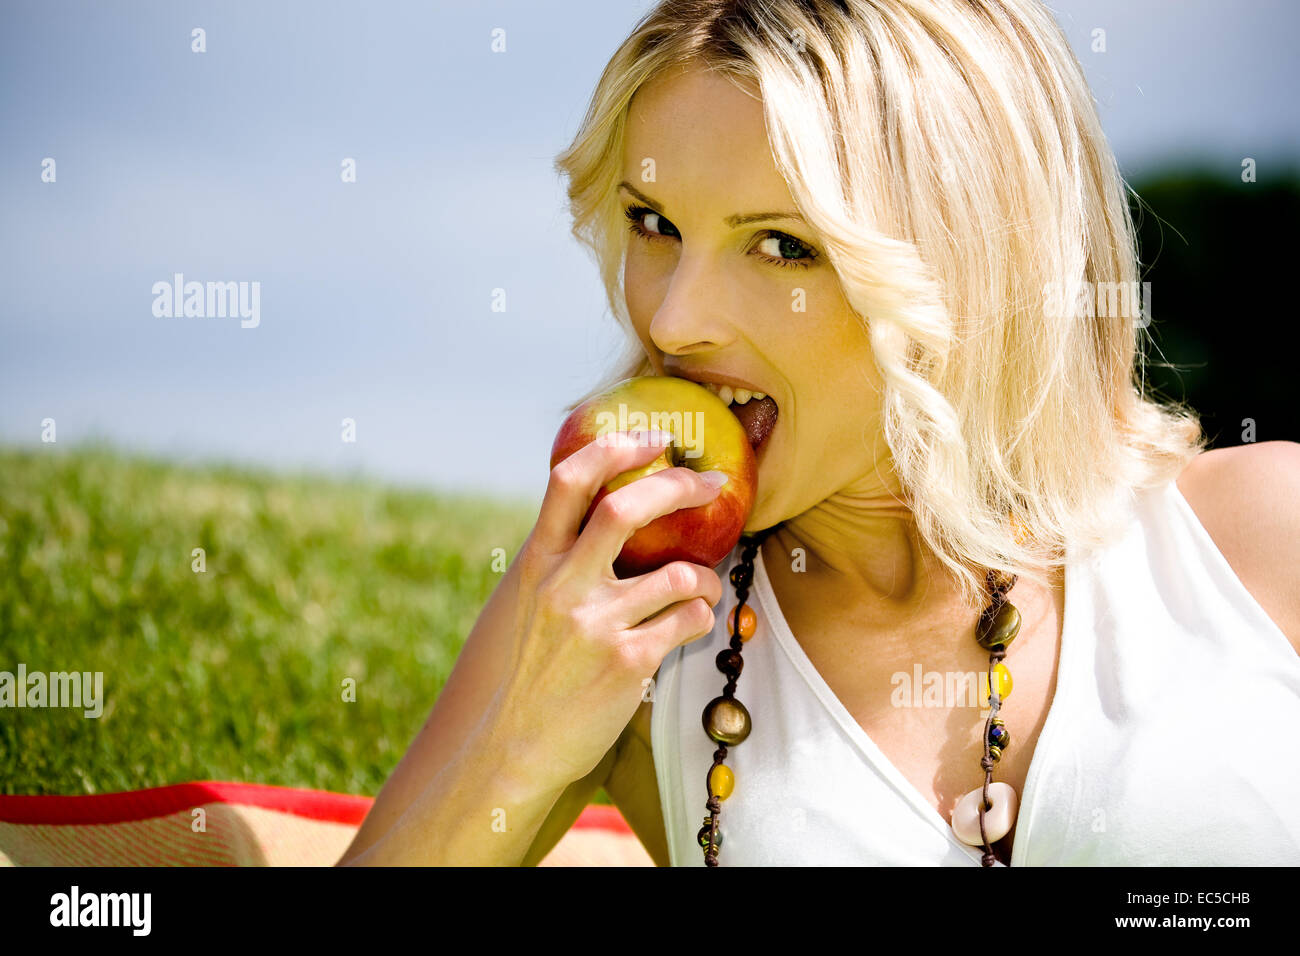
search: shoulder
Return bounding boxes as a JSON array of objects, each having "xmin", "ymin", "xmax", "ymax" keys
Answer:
[{"xmin": 1174, "ymin": 440, "xmax": 1300, "ymax": 655}]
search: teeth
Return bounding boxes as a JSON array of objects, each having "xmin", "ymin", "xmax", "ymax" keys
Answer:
[{"xmin": 695, "ymin": 379, "xmax": 768, "ymax": 405}]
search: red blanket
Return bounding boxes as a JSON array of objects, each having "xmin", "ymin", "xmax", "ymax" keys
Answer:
[{"xmin": 0, "ymin": 782, "xmax": 652, "ymax": 866}]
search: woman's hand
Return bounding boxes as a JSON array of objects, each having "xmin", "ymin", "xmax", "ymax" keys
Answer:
[{"xmin": 480, "ymin": 429, "xmax": 728, "ymax": 791}]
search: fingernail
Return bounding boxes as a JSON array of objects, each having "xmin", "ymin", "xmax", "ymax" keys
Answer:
[{"xmin": 699, "ymin": 469, "xmax": 729, "ymax": 489}]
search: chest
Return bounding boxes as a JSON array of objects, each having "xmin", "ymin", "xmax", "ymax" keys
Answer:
[{"xmin": 771, "ymin": 574, "xmax": 1065, "ymax": 863}]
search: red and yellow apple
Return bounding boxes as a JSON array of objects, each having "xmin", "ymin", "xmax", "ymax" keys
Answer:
[{"xmin": 549, "ymin": 375, "xmax": 758, "ymax": 578}]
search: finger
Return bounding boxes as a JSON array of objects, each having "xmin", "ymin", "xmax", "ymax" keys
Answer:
[
  {"xmin": 532, "ymin": 429, "xmax": 675, "ymax": 557},
  {"xmin": 611, "ymin": 560, "xmax": 723, "ymax": 630},
  {"xmin": 620, "ymin": 597, "xmax": 718, "ymax": 666},
  {"xmin": 569, "ymin": 464, "xmax": 728, "ymax": 575}
]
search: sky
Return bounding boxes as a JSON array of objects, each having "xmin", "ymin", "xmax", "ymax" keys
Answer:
[{"xmin": 2, "ymin": 0, "xmax": 1296, "ymax": 506}]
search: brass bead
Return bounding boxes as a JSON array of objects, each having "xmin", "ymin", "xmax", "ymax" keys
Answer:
[
  {"xmin": 988, "ymin": 744, "xmax": 1003, "ymax": 762},
  {"xmin": 989, "ymin": 720, "xmax": 1011, "ymax": 752},
  {"xmin": 703, "ymin": 695, "xmax": 752, "ymax": 745},
  {"xmin": 976, "ymin": 601, "xmax": 1021, "ymax": 651},
  {"xmin": 697, "ymin": 825, "xmax": 723, "ymax": 849}
]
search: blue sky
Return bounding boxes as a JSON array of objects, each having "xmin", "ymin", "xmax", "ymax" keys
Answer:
[{"xmin": 2, "ymin": 0, "xmax": 1296, "ymax": 505}]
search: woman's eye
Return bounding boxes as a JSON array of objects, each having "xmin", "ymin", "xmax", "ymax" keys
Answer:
[
  {"xmin": 623, "ymin": 203, "xmax": 818, "ymax": 270},
  {"xmin": 755, "ymin": 233, "xmax": 817, "ymax": 267},
  {"xmin": 624, "ymin": 205, "xmax": 679, "ymax": 240},
  {"xmin": 643, "ymin": 211, "xmax": 678, "ymax": 237}
]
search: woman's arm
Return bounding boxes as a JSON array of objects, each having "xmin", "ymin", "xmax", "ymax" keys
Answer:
[
  {"xmin": 337, "ymin": 432, "xmax": 726, "ymax": 865},
  {"xmin": 338, "ymin": 711, "xmax": 575, "ymax": 866},
  {"xmin": 337, "ymin": 556, "xmax": 580, "ymax": 866}
]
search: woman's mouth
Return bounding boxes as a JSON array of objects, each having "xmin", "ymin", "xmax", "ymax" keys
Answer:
[
  {"xmin": 696, "ymin": 381, "xmax": 778, "ymax": 454},
  {"xmin": 666, "ymin": 373, "xmax": 780, "ymax": 456},
  {"xmin": 727, "ymin": 393, "xmax": 778, "ymax": 454}
]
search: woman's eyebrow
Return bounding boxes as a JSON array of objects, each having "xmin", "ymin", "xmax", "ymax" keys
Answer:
[{"xmin": 617, "ymin": 181, "xmax": 806, "ymax": 227}]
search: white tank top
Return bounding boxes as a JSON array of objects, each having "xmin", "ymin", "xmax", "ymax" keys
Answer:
[{"xmin": 651, "ymin": 478, "xmax": 1300, "ymax": 865}]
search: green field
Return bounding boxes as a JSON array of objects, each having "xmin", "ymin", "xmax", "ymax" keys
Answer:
[{"xmin": 0, "ymin": 445, "xmax": 613, "ymax": 804}]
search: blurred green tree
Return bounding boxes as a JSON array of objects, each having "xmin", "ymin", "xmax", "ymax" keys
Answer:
[{"xmin": 1128, "ymin": 168, "xmax": 1300, "ymax": 446}]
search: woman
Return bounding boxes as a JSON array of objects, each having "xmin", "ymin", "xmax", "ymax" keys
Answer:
[{"xmin": 339, "ymin": 0, "xmax": 1300, "ymax": 866}]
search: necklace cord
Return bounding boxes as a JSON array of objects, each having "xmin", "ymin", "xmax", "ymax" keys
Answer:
[{"xmin": 700, "ymin": 523, "xmax": 1020, "ymax": 867}]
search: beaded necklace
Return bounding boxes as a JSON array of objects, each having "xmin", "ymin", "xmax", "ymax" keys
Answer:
[{"xmin": 699, "ymin": 523, "xmax": 1022, "ymax": 866}]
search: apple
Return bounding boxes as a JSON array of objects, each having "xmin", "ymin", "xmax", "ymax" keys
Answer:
[{"xmin": 549, "ymin": 375, "xmax": 759, "ymax": 578}]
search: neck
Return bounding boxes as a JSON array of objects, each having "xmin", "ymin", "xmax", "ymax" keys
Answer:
[{"xmin": 759, "ymin": 479, "xmax": 967, "ymax": 616}]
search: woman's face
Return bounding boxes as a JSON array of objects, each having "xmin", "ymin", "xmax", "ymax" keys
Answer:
[{"xmin": 621, "ymin": 63, "xmax": 897, "ymax": 530}]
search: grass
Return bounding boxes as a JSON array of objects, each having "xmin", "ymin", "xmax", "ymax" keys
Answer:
[{"xmin": 0, "ymin": 444, "xmax": 615, "ymax": 805}]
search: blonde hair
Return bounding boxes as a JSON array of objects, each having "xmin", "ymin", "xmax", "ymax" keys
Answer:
[{"xmin": 552, "ymin": 0, "xmax": 1204, "ymax": 606}]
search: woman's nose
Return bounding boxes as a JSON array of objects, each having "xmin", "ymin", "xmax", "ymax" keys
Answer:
[{"xmin": 647, "ymin": 260, "xmax": 736, "ymax": 356}]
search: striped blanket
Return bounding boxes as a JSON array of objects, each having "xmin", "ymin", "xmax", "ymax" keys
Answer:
[{"xmin": 0, "ymin": 782, "xmax": 653, "ymax": 866}]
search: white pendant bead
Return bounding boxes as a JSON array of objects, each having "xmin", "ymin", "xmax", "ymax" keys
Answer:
[{"xmin": 951, "ymin": 782, "xmax": 1019, "ymax": 846}]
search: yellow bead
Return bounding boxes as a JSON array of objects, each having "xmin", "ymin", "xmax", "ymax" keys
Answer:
[
  {"xmin": 981, "ymin": 663, "xmax": 1013, "ymax": 702},
  {"xmin": 709, "ymin": 764, "xmax": 735, "ymax": 801}
]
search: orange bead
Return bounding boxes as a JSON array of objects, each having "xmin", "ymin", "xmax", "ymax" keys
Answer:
[
  {"xmin": 709, "ymin": 764, "xmax": 735, "ymax": 801},
  {"xmin": 727, "ymin": 604, "xmax": 757, "ymax": 641}
]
